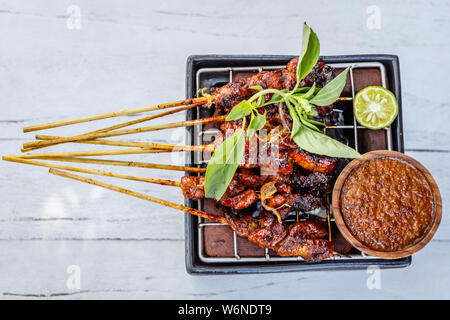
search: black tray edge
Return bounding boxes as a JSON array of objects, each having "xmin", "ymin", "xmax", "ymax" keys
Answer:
[{"xmin": 185, "ymin": 54, "xmax": 410, "ymax": 275}]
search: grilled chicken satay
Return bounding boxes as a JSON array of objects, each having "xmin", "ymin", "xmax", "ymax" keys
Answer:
[
  {"xmin": 225, "ymin": 211, "xmax": 334, "ymax": 262},
  {"xmin": 180, "ymin": 175, "xmax": 325, "ymax": 215},
  {"xmin": 212, "ymin": 58, "xmax": 335, "ymax": 116}
]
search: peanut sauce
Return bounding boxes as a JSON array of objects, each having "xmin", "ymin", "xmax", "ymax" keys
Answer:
[{"xmin": 340, "ymin": 157, "xmax": 434, "ymax": 251}]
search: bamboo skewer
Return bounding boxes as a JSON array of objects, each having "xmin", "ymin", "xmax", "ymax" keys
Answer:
[
  {"xmin": 25, "ymin": 135, "xmax": 215, "ymax": 153},
  {"xmin": 31, "ymin": 156, "xmax": 206, "ymax": 173},
  {"xmin": 22, "ymin": 103, "xmax": 202, "ymax": 152},
  {"xmin": 2, "ymin": 156, "xmax": 181, "ymax": 187},
  {"xmin": 49, "ymin": 168, "xmax": 337, "ymax": 258},
  {"xmin": 23, "ymin": 96, "xmax": 215, "ymax": 133},
  {"xmin": 13, "ymin": 148, "xmax": 177, "ymax": 159},
  {"xmin": 22, "ymin": 115, "xmax": 226, "ymax": 151},
  {"xmin": 23, "ymin": 94, "xmax": 348, "ymax": 134},
  {"xmin": 49, "ymin": 168, "xmax": 227, "ymax": 224},
  {"xmin": 85, "ymin": 103, "xmax": 202, "ymax": 135}
]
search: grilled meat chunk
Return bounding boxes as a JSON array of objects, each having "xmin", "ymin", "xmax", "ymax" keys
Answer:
[
  {"xmin": 267, "ymin": 193, "xmax": 325, "ymax": 218},
  {"xmin": 248, "ymin": 223, "xmax": 288, "ymax": 249},
  {"xmin": 219, "ymin": 189, "xmax": 259, "ymax": 210},
  {"xmin": 180, "ymin": 176, "xmax": 205, "ymax": 200},
  {"xmin": 225, "ymin": 211, "xmax": 333, "ymax": 262},
  {"xmin": 292, "ymin": 149, "xmax": 338, "ymax": 174},
  {"xmin": 274, "ymin": 221, "xmax": 333, "ymax": 262},
  {"xmin": 294, "ymin": 171, "xmax": 333, "ymax": 193},
  {"xmin": 275, "ymin": 237, "xmax": 334, "ymax": 262}
]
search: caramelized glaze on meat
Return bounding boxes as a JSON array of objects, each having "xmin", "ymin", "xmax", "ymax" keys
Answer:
[
  {"xmin": 294, "ymin": 171, "xmax": 333, "ymax": 193},
  {"xmin": 219, "ymin": 189, "xmax": 259, "ymax": 210},
  {"xmin": 292, "ymin": 149, "xmax": 338, "ymax": 174},
  {"xmin": 180, "ymin": 176, "xmax": 205, "ymax": 200},
  {"xmin": 274, "ymin": 222, "xmax": 334, "ymax": 262},
  {"xmin": 225, "ymin": 211, "xmax": 333, "ymax": 262}
]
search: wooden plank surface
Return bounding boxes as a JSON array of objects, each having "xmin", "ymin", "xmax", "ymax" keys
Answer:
[{"xmin": 0, "ymin": 0, "xmax": 449, "ymax": 299}]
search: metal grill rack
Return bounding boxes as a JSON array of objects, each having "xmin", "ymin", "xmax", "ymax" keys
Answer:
[{"xmin": 193, "ymin": 61, "xmax": 392, "ymax": 263}]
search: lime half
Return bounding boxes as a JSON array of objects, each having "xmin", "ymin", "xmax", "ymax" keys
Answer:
[{"xmin": 353, "ymin": 86, "xmax": 398, "ymax": 130}]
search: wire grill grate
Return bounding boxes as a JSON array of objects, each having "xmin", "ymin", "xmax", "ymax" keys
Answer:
[{"xmin": 193, "ymin": 61, "xmax": 392, "ymax": 263}]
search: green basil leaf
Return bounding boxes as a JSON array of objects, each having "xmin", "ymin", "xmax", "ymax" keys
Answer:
[
  {"xmin": 297, "ymin": 23, "xmax": 320, "ymax": 82},
  {"xmin": 247, "ymin": 112, "xmax": 266, "ymax": 140},
  {"xmin": 260, "ymin": 90, "xmax": 288, "ymax": 107},
  {"xmin": 257, "ymin": 95, "xmax": 265, "ymax": 107},
  {"xmin": 300, "ymin": 116, "xmax": 321, "ymax": 132},
  {"xmin": 309, "ymin": 67, "xmax": 350, "ymax": 106},
  {"xmin": 249, "ymin": 85, "xmax": 263, "ymax": 91},
  {"xmin": 285, "ymin": 100, "xmax": 301, "ymax": 137},
  {"xmin": 293, "ymin": 87, "xmax": 320, "ymax": 95},
  {"xmin": 262, "ymin": 95, "xmax": 283, "ymax": 106},
  {"xmin": 204, "ymin": 130, "xmax": 246, "ymax": 200},
  {"xmin": 302, "ymin": 82, "xmax": 316, "ymax": 100},
  {"xmin": 304, "ymin": 118, "xmax": 326, "ymax": 127},
  {"xmin": 292, "ymin": 125, "xmax": 361, "ymax": 158},
  {"xmin": 226, "ymin": 100, "xmax": 253, "ymax": 121}
]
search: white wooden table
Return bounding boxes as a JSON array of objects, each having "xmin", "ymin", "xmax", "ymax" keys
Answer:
[{"xmin": 0, "ymin": 0, "xmax": 448, "ymax": 299}]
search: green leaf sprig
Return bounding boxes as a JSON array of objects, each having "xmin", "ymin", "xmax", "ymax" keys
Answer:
[{"xmin": 204, "ymin": 22, "xmax": 361, "ymax": 200}]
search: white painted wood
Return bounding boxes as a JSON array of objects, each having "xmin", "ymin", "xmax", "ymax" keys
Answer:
[
  {"xmin": 0, "ymin": 0, "xmax": 449, "ymax": 299},
  {"xmin": 0, "ymin": 240, "xmax": 449, "ymax": 299}
]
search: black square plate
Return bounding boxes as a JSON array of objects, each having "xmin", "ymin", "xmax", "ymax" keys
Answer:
[{"xmin": 184, "ymin": 54, "xmax": 410, "ymax": 274}]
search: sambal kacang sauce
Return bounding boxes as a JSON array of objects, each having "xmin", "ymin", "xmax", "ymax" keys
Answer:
[{"xmin": 340, "ymin": 157, "xmax": 434, "ymax": 251}]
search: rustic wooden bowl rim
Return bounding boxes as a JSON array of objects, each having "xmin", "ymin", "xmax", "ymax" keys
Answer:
[{"xmin": 332, "ymin": 150, "xmax": 442, "ymax": 259}]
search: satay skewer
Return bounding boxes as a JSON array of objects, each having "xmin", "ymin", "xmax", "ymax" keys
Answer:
[
  {"xmin": 22, "ymin": 103, "xmax": 202, "ymax": 152},
  {"xmin": 12, "ymin": 148, "xmax": 178, "ymax": 159},
  {"xmin": 49, "ymin": 168, "xmax": 336, "ymax": 261},
  {"xmin": 28, "ymin": 156, "xmax": 206, "ymax": 173},
  {"xmin": 2, "ymin": 156, "xmax": 181, "ymax": 187},
  {"xmin": 23, "ymin": 135, "xmax": 215, "ymax": 153},
  {"xmin": 22, "ymin": 115, "xmax": 226, "ymax": 151},
  {"xmin": 48, "ymin": 168, "xmax": 227, "ymax": 223},
  {"xmin": 23, "ymin": 96, "xmax": 215, "ymax": 133}
]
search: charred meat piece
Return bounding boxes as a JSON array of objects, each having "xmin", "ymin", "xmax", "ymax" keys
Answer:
[
  {"xmin": 219, "ymin": 189, "xmax": 259, "ymax": 210},
  {"xmin": 296, "ymin": 194, "xmax": 325, "ymax": 212},
  {"xmin": 267, "ymin": 193, "xmax": 325, "ymax": 218},
  {"xmin": 225, "ymin": 211, "xmax": 261, "ymax": 237},
  {"xmin": 181, "ymin": 175, "xmax": 261, "ymax": 209},
  {"xmin": 180, "ymin": 176, "xmax": 245, "ymax": 201},
  {"xmin": 292, "ymin": 149, "xmax": 338, "ymax": 174},
  {"xmin": 275, "ymin": 237, "xmax": 334, "ymax": 262},
  {"xmin": 225, "ymin": 211, "xmax": 333, "ymax": 262},
  {"xmin": 286, "ymin": 220, "xmax": 329, "ymax": 239},
  {"xmin": 238, "ymin": 171, "xmax": 269, "ymax": 188},
  {"xmin": 248, "ymin": 223, "xmax": 288, "ymax": 249},
  {"xmin": 180, "ymin": 176, "xmax": 205, "ymax": 200},
  {"xmin": 266, "ymin": 193, "xmax": 324, "ymax": 212},
  {"xmin": 300, "ymin": 61, "xmax": 334, "ymax": 89},
  {"xmin": 260, "ymin": 149, "xmax": 294, "ymax": 175},
  {"xmin": 274, "ymin": 221, "xmax": 333, "ymax": 262},
  {"xmin": 294, "ymin": 171, "xmax": 333, "ymax": 193}
]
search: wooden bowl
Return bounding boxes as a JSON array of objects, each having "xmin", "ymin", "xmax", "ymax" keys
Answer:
[{"xmin": 332, "ymin": 150, "xmax": 442, "ymax": 259}]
